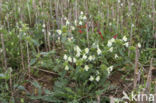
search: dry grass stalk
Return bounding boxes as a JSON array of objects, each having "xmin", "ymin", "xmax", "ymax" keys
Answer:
[
  {"xmin": 133, "ymin": 45, "xmax": 139, "ymax": 89},
  {"xmin": 0, "ymin": 33, "xmax": 7, "ymax": 70},
  {"xmin": 145, "ymin": 58, "xmax": 153, "ymax": 93}
]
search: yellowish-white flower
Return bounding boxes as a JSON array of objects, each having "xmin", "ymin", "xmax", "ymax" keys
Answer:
[
  {"xmin": 96, "ymin": 76, "xmax": 100, "ymax": 82},
  {"xmin": 115, "ymin": 54, "xmax": 119, "ymax": 59},
  {"xmin": 96, "ymin": 71, "xmax": 100, "ymax": 75},
  {"xmin": 89, "ymin": 76, "xmax": 94, "ymax": 81},
  {"xmin": 65, "ymin": 65, "xmax": 69, "ymax": 71},
  {"xmin": 124, "ymin": 42, "xmax": 129, "ymax": 47},
  {"xmin": 64, "ymin": 17, "xmax": 67, "ymax": 20},
  {"xmin": 121, "ymin": 3, "xmax": 123, "ymax": 6},
  {"xmin": 66, "ymin": 20, "xmax": 70, "ymax": 25},
  {"xmin": 84, "ymin": 65, "xmax": 89, "ymax": 71},
  {"xmin": 76, "ymin": 52, "xmax": 81, "ymax": 57},
  {"xmin": 42, "ymin": 29, "xmax": 45, "ymax": 32},
  {"xmin": 64, "ymin": 54, "xmax": 68, "ymax": 60},
  {"xmin": 122, "ymin": 36, "xmax": 127, "ymax": 42},
  {"xmin": 83, "ymin": 16, "xmax": 87, "ymax": 20},
  {"xmin": 149, "ymin": 15, "xmax": 152, "ymax": 18},
  {"xmin": 74, "ymin": 20, "xmax": 77, "ymax": 25},
  {"xmin": 108, "ymin": 66, "xmax": 114, "ymax": 71},
  {"xmin": 56, "ymin": 30, "xmax": 62, "ymax": 35},
  {"xmin": 0, "ymin": 49, "xmax": 3, "ymax": 53},
  {"xmin": 97, "ymin": 48, "xmax": 102, "ymax": 55},
  {"xmin": 96, "ymin": 44, "xmax": 99, "ymax": 48},
  {"xmin": 82, "ymin": 54, "xmax": 87, "ymax": 60},
  {"xmin": 79, "ymin": 21, "xmax": 83, "ymax": 25},
  {"xmin": 110, "ymin": 38, "xmax": 115, "ymax": 43},
  {"xmin": 74, "ymin": 45, "xmax": 81, "ymax": 52},
  {"xmin": 80, "ymin": 11, "xmax": 84, "ymax": 15},
  {"xmin": 109, "ymin": 22, "xmax": 112, "ymax": 26},
  {"xmin": 48, "ymin": 32, "xmax": 51, "ymax": 36},
  {"xmin": 138, "ymin": 43, "xmax": 141, "ymax": 48},
  {"xmin": 109, "ymin": 47, "xmax": 113, "ymax": 52},
  {"xmin": 131, "ymin": 24, "xmax": 134, "ymax": 27},
  {"xmin": 73, "ymin": 58, "xmax": 77, "ymax": 63},
  {"xmin": 107, "ymin": 40, "xmax": 112, "ymax": 47},
  {"xmin": 42, "ymin": 24, "xmax": 46, "ymax": 28},
  {"xmin": 71, "ymin": 26, "xmax": 75, "ymax": 30},
  {"xmin": 68, "ymin": 56, "xmax": 72, "ymax": 62},
  {"xmin": 88, "ymin": 56, "xmax": 93, "ymax": 61},
  {"xmin": 85, "ymin": 48, "xmax": 89, "ymax": 54}
]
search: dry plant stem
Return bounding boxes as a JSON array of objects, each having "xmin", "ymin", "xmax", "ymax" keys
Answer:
[
  {"xmin": 26, "ymin": 41, "xmax": 31, "ymax": 78},
  {"xmin": 117, "ymin": 0, "xmax": 119, "ymax": 30},
  {"xmin": 47, "ymin": 23, "xmax": 51, "ymax": 51},
  {"xmin": 97, "ymin": 95, "xmax": 100, "ymax": 103},
  {"xmin": 145, "ymin": 58, "xmax": 153, "ymax": 94},
  {"xmin": 55, "ymin": 0, "xmax": 60, "ymax": 28},
  {"xmin": 133, "ymin": 46, "xmax": 139, "ymax": 89},
  {"xmin": 49, "ymin": 0, "xmax": 55, "ymax": 50},
  {"xmin": 110, "ymin": 96, "xmax": 115, "ymax": 103},
  {"xmin": 34, "ymin": 68, "xmax": 58, "ymax": 76},
  {"xmin": 1, "ymin": 33, "xmax": 7, "ymax": 70},
  {"xmin": 128, "ymin": 24, "xmax": 133, "ymax": 56},
  {"xmin": 86, "ymin": 22, "xmax": 89, "ymax": 47},
  {"xmin": 20, "ymin": 38, "xmax": 25, "ymax": 70},
  {"xmin": 152, "ymin": 0, "xmax": 155, "ymax": 48}
]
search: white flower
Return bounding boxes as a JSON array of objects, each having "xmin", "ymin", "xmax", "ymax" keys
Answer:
[
  {"xmin": 95, "ymin": 44, "xmax": 99, "ymax": 48},
  {"xmin": 118, "ymin": 0, "xmax": 121, "ymax": 3},
  {"xmin": 80, "ymin": 11, "xmax": 84, "ymax": 15},
  {"xmin": 74, "ymin": 20, "xmax": 77, "ymax": 25},
  {"xmin": 48, "ymin": 32, "xmax": 51, "ymax": 36},
  {"xmin": 84, "ymin": 65, "xmax": 89, "ymax": 71},
  {"xmin": 110, "ymin": 38, "xmax": 115, "ymax": 43},
  {"xmin": 96, "ymin": 71, "xmax": 100, "ymax": 75},
  {"xmin": 82, "ymin": 54, "xmax": 87, "ymax": 60},
  {"xmin": 66, "ymin": 20, "xmax": 70, "ymax": 25},
  {"xmin": 42, "ymin": 29, "xmax": 45, "ymax": 32},
  {"xmin": 76, "ymin": 52, "xmax": 81, "ymax": 57},
  {"xmin": 138, "ymin": 43, "xmax": 141, "ymax": 48},
  {"xmin": 64, "ymin": 17, "xmax": 67, "ymax": 20},
  {"xmin": 149, "ymin": 15, "xmax": 152, "ymax": 18},
  {"xmin": 109, "ymin": 22, "xmax": 112, "ymax": 26},
  {"xmin": 79, "ymin": 21, "xmax": 83, "ymax": 25},
  {"xmin": 73, "ymin": 58, "xmax": 77, "ymax": 63},
  {"xmin": 115, "ymin": 54, "xmax": 119, "ymax": 59},
  {"xmin": 88, "ymin": 56, "xmax": 93, "ymax": 61},
  {"xmin": 109, "ymin": 47, "xmax": 113, "ymax": 52},
  {"xmin": 121, "ymin": 3, "xmax": 123, "ymax": 7},
  {"xmin": 122, "ymin": 36, "xmax": 127, "ymax": 42},
  {"xmin": 68, "ymin": 57, "xmax": 72, "ymax": 62},
  {"xmin": 97, "ymin": 48, "xmax": 102, "ymax": 55},
  {"xmin": 83, "ymin": 16, "xmax": 87, "ymax": 20},
  {"xmin": 0, "ymin": 49, "xmax": 3, "ymax": 53},
  {"xmin": 71, "ymin": 26, "xmax": 75, "ymax": 30},
  {"xmin": 89, "ymin": 76, "xmax": 94, "ymax": 81},
  {"xmin": 74, "ymin": 46, "xmax": 81, "ymax": 53},
  {"xmin": 85, "ymin": 48, "xmax": 89, "ymax": 54},
  {"xmin": 64, "ymin": 54, "xmax": 68, "ymax": 60},
  {"xmin": 107, "ymin": 40, "xmax": 112, "ymax": 47},
  {"xmin": 56, "ymin": 30, "xmax": 62, "ymax": 35},
  {"xmin": 42, "ymin": 24, "xmax": 46, "ymax": 28},
  {"xmin": 108, "ymin": 66, "xmax": 114, "ymax": 72},
  {"xmin": 65, "ymin": 65, "xmax": 69, "ymax": 71},
  {"xmin": 96, "ymin": 76, "xmax": 100, "ymax": 82},
  {"xmin": 124, "ymin": 42, "xmax": 129, "ymax": 47},
  {"xmin": 131, "ymin": 24, "xmax": 134, "ymax": 27}
]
